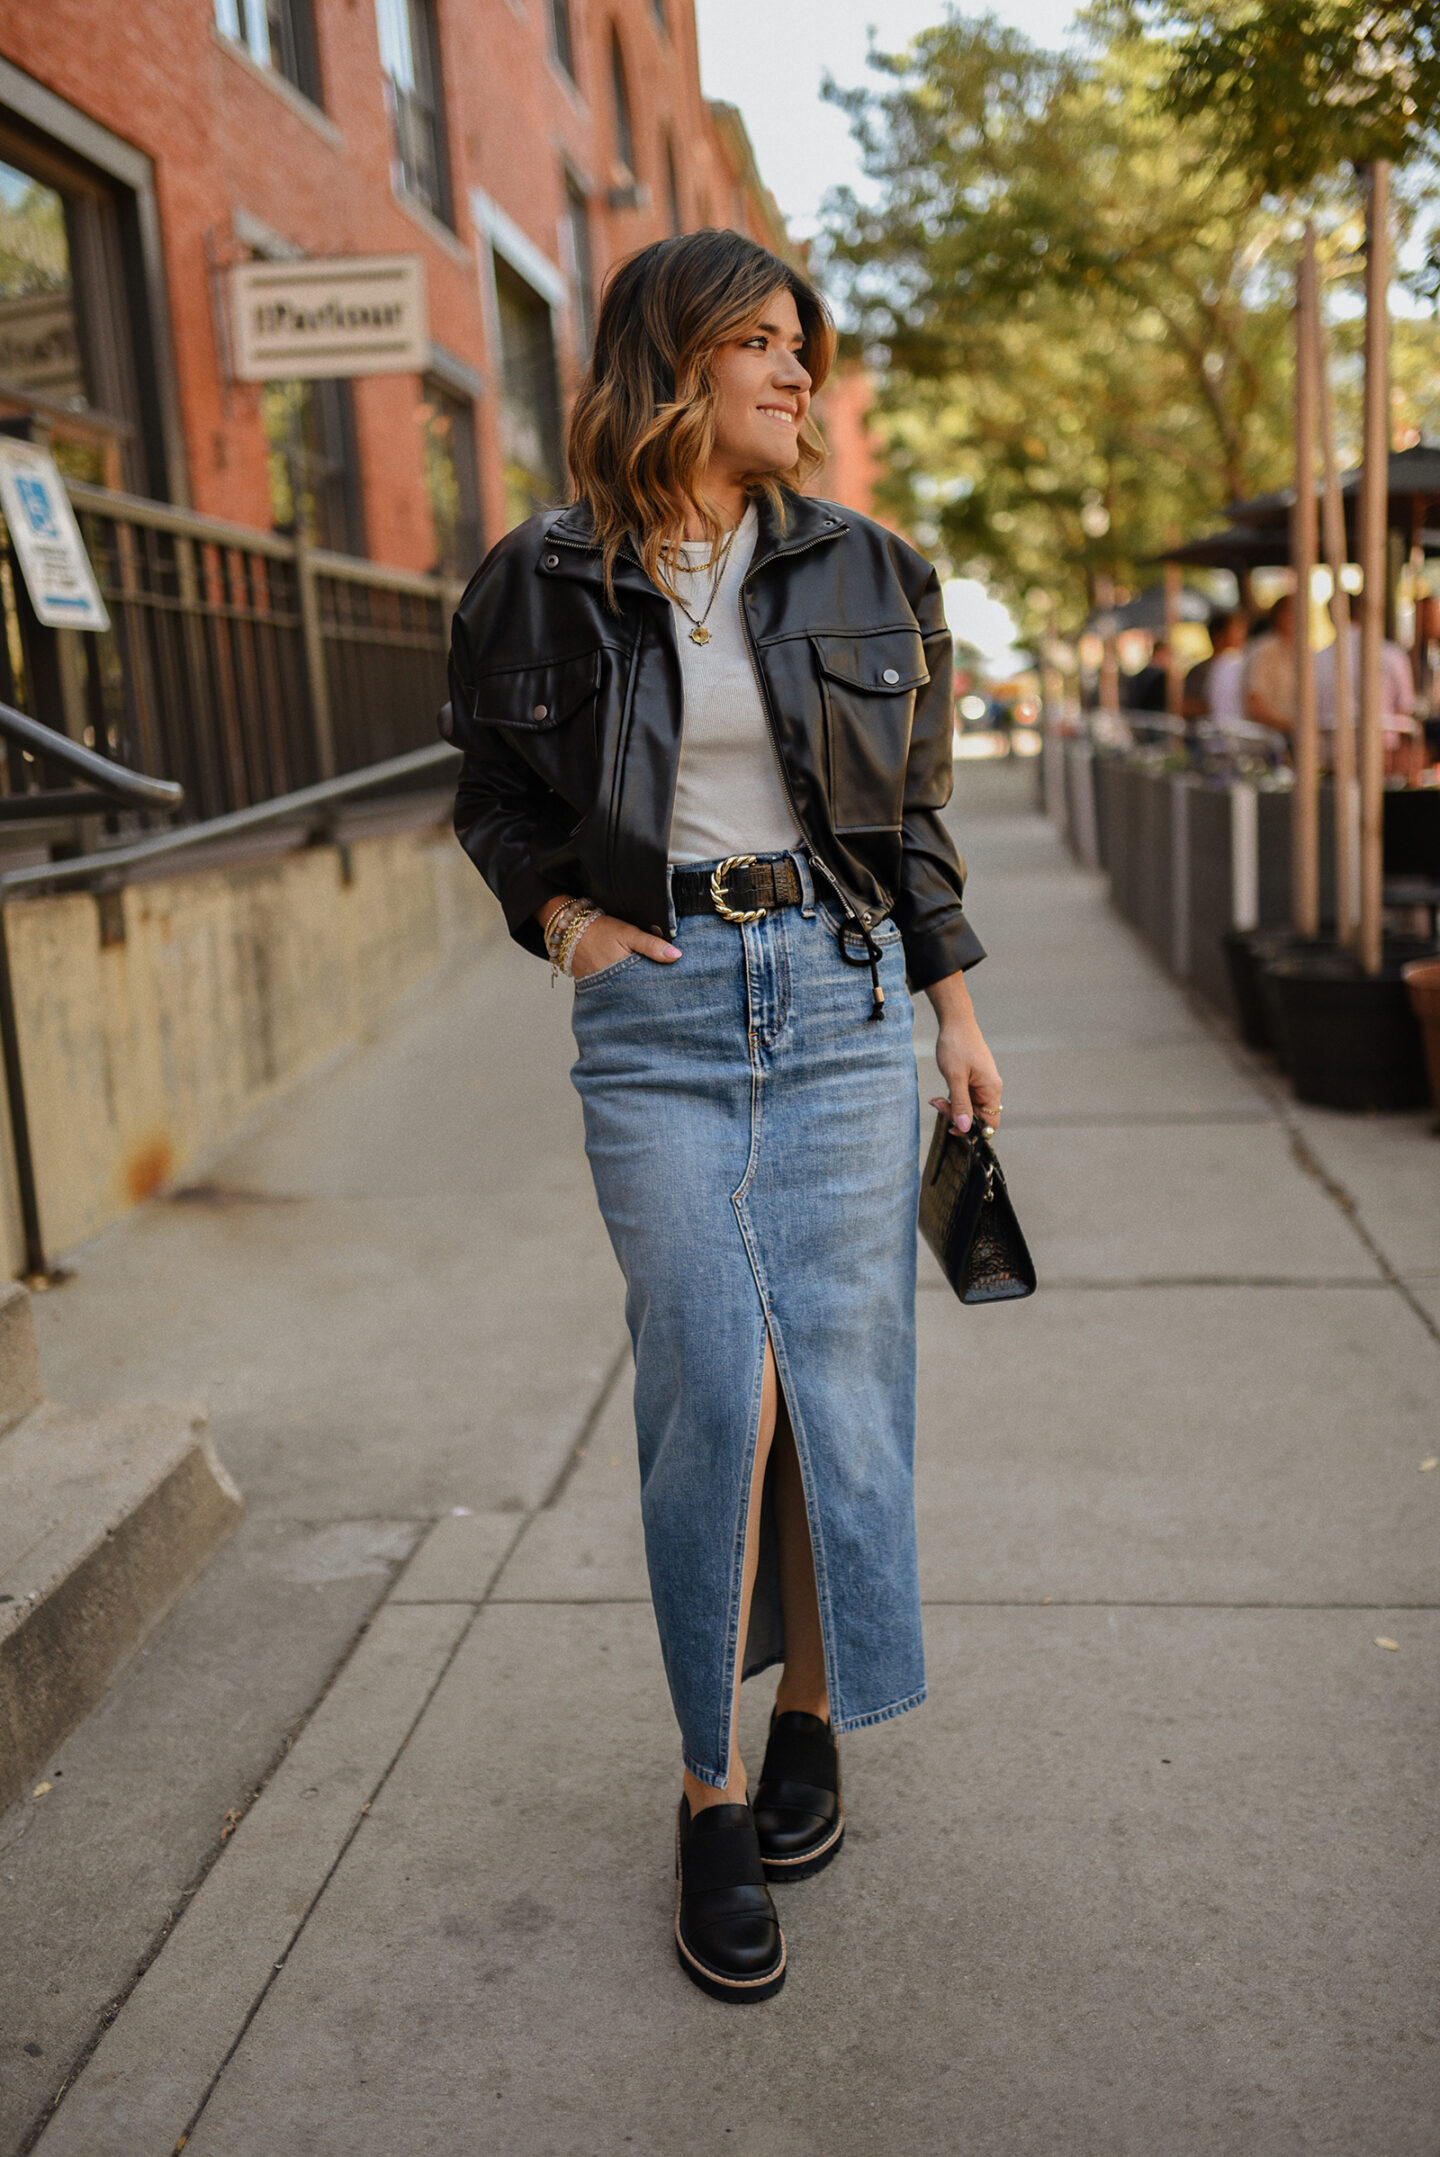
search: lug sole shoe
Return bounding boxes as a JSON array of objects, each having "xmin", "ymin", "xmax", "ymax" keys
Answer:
[
  {"xmin": 753, "ymin": 1709, "xmax": 844, "ymax": 1883},
  {"xmin": 674, "ymin": 1797, "xmax": 786, "ymax": 2003}
]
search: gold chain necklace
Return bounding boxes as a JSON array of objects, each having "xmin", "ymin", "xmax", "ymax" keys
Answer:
[{"xmin": 666, "ymin": 523, "xmax": 739, "ymax": 646}]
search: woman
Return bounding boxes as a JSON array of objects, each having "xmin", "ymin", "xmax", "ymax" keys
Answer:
[{"xmin": 445, "ymin": 230, "xmax": 1001, "ymax": 2004}]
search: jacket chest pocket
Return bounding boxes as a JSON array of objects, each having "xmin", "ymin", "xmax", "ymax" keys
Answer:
[
  {"xmin": 810, "ymin": 630, "xmax": 928, "ymax": 832},
  {"xmin": 466, "ymin": 648, "xmax": 604, "ymax": 810}
]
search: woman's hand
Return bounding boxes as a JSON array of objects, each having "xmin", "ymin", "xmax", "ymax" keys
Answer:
[
  {"xmin": 537, "ymin": 897, "xmax": 680, "ymax": 979},
  {"xmin": 924, "ymin": 969, "xmax": 1003, "ymax": 1136},
  {"xmin": 570, "ymin": 914, "xmax": 681, "ymax": 978}
]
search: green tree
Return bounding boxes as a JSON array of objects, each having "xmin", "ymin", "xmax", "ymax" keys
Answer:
[
  {"xmin": 821, "ymin": 14, "xmax": 1301, "ymax": 634},
  {"xmin": 1118, "ymin": 2, "xmax": 1440, "ymax": 193}
]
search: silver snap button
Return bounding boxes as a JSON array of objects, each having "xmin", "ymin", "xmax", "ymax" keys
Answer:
[
  {"xmin": 544, "ymin": 554, "xmax": 559, "ymax": 568},
  {"xmin": 882, "ymin": 667, "xmax": 900, "ymax": 684},
  {"xmin": 532, "ymin": 703, "xmax": 548, "ymax": 720}
]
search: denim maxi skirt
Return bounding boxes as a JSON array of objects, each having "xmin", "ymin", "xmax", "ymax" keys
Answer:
[{"xmin": 569, "ymin": 851, "xmax": 925, "ymax": 1788}]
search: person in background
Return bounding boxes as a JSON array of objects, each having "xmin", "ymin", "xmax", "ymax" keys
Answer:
[
  {"xmin": 1415, "ymin": 594, "xmax": 1440, "ymax": 766},
  {"xmin": 1243, "ymin": 595, "xmax": 1296, "ymax": 744},
  {"xmin": 1315, "ymin": 618, "xmax": 1419, "ymax": 778},
  {"xmin": 1183, "ymin": 609, "xmax": 1248, "ymax": 727},
  {"xmin": 1123, "ymin": 637, "xmax": 1171, "ymax": 715}
]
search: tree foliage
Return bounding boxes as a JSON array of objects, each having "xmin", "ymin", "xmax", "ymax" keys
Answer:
[
  {"xmin": 1117, "ymin": 1, "xmax": 1440, "ymax": 194},
  {"xmin": 820, "ymin": 14, "xmax": 1303, "ymax": 633}
]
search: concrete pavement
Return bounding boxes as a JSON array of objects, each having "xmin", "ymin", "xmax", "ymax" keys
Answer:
[{"xmin": 5, "ymin": 759, "xmax": 1437, "ymax": 2154}]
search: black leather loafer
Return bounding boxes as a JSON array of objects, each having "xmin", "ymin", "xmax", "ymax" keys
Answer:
[
  {"xmin": 752, "ymin": 1710, "xmax": 844, "ymax": 1881},
  {"xmin": 674, "ymin": 1798, "xmax": 786, "ymax": 2003}
]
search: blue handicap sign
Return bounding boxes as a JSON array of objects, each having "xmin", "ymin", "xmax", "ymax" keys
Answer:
[{"xmin": 14, "ymin": 473, "xmax": 62, "ymax": 542}]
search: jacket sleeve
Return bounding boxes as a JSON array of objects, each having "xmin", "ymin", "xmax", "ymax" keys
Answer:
[
  {"xmin": 445, "ymin": 543, "xmax": 568, "ymax": 961},
  {"xmin": 892, "ymin": 557, "xmax": 986, "ymax": 989}
]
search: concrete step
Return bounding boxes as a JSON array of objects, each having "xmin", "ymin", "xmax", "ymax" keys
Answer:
[{"xmin": 0, "ymin": 1289, "xmax": 242, "ymax": 1814}]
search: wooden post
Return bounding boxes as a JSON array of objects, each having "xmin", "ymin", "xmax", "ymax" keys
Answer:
[
  {"xmin": 1316, "ymin": 290, "xmax": 1357, "ymax": 947},
  {"xmin": 1290, "ymin": 223, "xmax": 1320, "ymax": 938},
  {"xmin": 1163, "ymin": 560, "xmax": 1183, "ymax": 726},
  {"xmin": 1096, "ymin": 569, "xmax": 1119, "ymax": 713},
  {"xmin": 1358, "ymin": 162, "xmax": 1390, "ymax": 976}
]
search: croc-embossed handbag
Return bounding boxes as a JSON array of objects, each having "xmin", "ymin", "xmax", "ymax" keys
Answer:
[{"xmin": 919, "ymin": 1112, "xmax": 1036, "ymax": 1305}]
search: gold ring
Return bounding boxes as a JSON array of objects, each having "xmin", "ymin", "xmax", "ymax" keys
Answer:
[{"xmin": 710, "ymin": 854, "xmax": 767, "ymax": 925}]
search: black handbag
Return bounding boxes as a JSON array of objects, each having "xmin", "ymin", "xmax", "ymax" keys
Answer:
[{"xmin": 918, "ymin": 1112, "xmax": 1036, "ymax": 1305}]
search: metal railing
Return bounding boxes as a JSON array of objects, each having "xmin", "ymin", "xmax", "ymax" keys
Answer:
[
  {"xmin": 0, "ymin": 690, "xmax": 457, "ymax": 1281},
  {"xmin": 0, "ymin": 699, "xmax": 186, "ymax": 1281},
  {"xmin": 34, "ymin": 482, "xmax": 462, "ymax": 827}
]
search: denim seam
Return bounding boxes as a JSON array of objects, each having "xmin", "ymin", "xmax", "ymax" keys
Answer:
[
  {"xmin": 762, "ymin": 1318, "xmax": 843, "ymax": 1729},
  {"xmin": 699, "ymin": 1312, "xmax": 770, "ymax": 1789},
  {"xmin": 831, "ymin": 1685, "xmax": 928, "ymax": 1737},
  {"xmin": 699, "ymin": 1041, "xmax": 771, "ymax": 1789},
  {"xmin": 572, "ymin": 951, "xmax": 643, "ymax": 992}
]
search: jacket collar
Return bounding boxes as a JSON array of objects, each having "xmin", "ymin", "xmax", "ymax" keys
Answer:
[{"xmin": 542, "ymin": 490, "xmax": 848, "ymax": 591}]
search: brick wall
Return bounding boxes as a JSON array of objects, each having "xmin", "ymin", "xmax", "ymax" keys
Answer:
[{"xmin": 0, "ymin": 0, "xmax": 877, "ymax": 569}]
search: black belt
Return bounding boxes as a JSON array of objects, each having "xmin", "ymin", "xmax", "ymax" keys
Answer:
[{"xmin": 672, "ymin": 854, "xmax": 804, "ymax": 921}]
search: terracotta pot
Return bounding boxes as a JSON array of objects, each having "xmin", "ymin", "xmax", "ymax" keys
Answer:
[{"xmin": 1402, "ymin": 958, "xmax": 1440, "ymax": 1123}]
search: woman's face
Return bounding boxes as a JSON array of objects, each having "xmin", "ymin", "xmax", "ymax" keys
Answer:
[{"xmin": 707, "ymin": 286, "xmax": 812, "ymax": 479}]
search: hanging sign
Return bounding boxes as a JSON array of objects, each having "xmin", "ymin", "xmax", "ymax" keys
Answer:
[
  {"xmin": 229, "ymin": 255, "xmax": 429, "ymax": 380},
  {"xmin": 0, "ymin": 438, "xmax": 109, "ymax": 632}
]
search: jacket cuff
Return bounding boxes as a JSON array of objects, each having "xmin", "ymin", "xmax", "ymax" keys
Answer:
[
  {"xmin": 901, "ymin": 910, "xmax": 986, "ymax": 993},
  {"xmin": 459, "ymin": 828, "xmax": 555, "ymax": 959}
]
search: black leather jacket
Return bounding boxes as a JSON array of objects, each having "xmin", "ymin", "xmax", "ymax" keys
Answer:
[{"xmin": 443, "ymin": 490, "xmax": 984, "ymax": 990}]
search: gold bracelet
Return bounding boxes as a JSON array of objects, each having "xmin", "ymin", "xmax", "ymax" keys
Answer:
[
  {"xmin": 544, "ymin": 897, "xmax": 589, "ymax": 972},
  {"xmin": 556, "ymin": 903, "xmax": 603, "ymax": 978}
]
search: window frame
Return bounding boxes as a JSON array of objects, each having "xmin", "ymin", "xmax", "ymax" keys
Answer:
[
  {"xmin": 609, "ymin": 28, "xmax": 636, "ymax": 180},
  {"xmin": 418, "ymin": 374, "xmax": 483, "ymax": 578},
  {"xmin": 214, "ymin": 0, "xmax": 323, "ymax": 109},
  {"xmin": 0, "ymin": 98, "xmax": 178, "ymax": 500},
  {"xmin": 662, "ymin": 132, "xmax": 681, "ymax": 236},
  {"xmin": 376, "ymin": 0, "xmax": 454, "ymax": 230},
  {"xmin": 548, "ymin": 0, "xmax": 576, "ymax": 83},
  {"xmin": 562, "ymin": 174, "xmax": 595, "ymax": 361}
]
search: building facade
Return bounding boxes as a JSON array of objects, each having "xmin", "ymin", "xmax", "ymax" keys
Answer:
[{"xmin": 0, "ymin": 0, "xmax": 870, "ymax": 580}]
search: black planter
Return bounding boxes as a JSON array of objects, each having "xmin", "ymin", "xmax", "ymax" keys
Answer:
[
  {"xmin": 1223, "ymin": 929, "xmax": 1280, "ymax": 1050},
  {"xmin": 1224, "ymin": 930, "xmax": 1330, "ymax": 1059},
  {"xmin": 1265, "ymin": 952, "xmax": 1433, "ymax": 1111}
]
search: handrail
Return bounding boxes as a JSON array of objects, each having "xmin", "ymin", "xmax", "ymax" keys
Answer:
[
  {"xmin": 0, "ymin": 737, "xmax": 459, "ymax": 1282},
  {"xmin": 0, "ymin": 700, "xmax": 186, "ymax": 811},
  {"xmin": 65, "ymin": 477, "xmax": 298, "ymax": 560},
  {"xmin": 0, "ymin": 740, "xmax": 457, "ymax": 898}
]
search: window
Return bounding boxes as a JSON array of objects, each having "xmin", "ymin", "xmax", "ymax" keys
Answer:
[
  {"xmin": 0, "ymin": 127, "xmax": 159, "ymax": 493},
  {"xmin": 548, "ymin": 0, "xmax": 575, "ymax": 81},
  {"xmin": 662, "ymin": 134, "xmax": 681, "ymax": 236},
  {"xmin": 610, "ymin": 29, "xmax": 635, "ymax": 177},
  {"xmin": 261, "ymin": 377, "xmax": 366, "ymax": 556},
  {"xmin": 563, "ymin": 177, "xmax": 595, "ymax": 361},
  {"xmin": 494, "ymin": 259, "xmax": 563, "ymax": 528},
  {"xmin": 418, "ymin": 382, "xmax": 482, "ymax": 577},
  {"xmin": 0, "ymin": 159, "xmax": 83, "ymax": 408},
  {"xmin": 214, "ymin": 0, "xmax": 322, "ymax": 105},
  {"xmin": 375, "ymin": 0, "xmax": 451, "ymax": 226}
]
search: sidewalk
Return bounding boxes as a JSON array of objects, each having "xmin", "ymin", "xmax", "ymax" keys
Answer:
[{"xmin": 6, "ymin": 760, "xmax": 1437, "ymax": 2155}]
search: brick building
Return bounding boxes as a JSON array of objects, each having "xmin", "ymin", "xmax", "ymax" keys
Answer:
[{"xmin": 0, "ymin": 0, "xmax": 873, "ymax": 579}]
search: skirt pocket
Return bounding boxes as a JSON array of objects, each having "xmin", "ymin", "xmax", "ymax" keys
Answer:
[{"xmin": 573, "ymin": 951, "xmax": 646, "ymax": 993}]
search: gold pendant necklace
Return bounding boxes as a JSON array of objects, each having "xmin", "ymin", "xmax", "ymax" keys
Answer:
[{"xmin": 668, "ymin": 523, "xmax": 739, "ymax": 647}]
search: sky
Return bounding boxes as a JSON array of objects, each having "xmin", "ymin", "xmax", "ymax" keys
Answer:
[{"xmin": 693, "ymin": 1, "xmax": 1083, "ymax": 239}]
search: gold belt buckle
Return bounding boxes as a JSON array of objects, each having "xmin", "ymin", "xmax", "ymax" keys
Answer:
[{"xmin": 710, "ymin": 853, "xmax": 767, "ymax": 924}]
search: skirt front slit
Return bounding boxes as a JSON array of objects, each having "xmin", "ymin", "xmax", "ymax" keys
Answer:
[{"xmin": 569, "ymin": 864, "xmax": 924, "ymax": 1787}]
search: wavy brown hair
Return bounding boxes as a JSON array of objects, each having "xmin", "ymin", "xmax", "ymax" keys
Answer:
[{"xmin": 566, "ymin": 229, "xmax": 836, "ymax": 602}]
